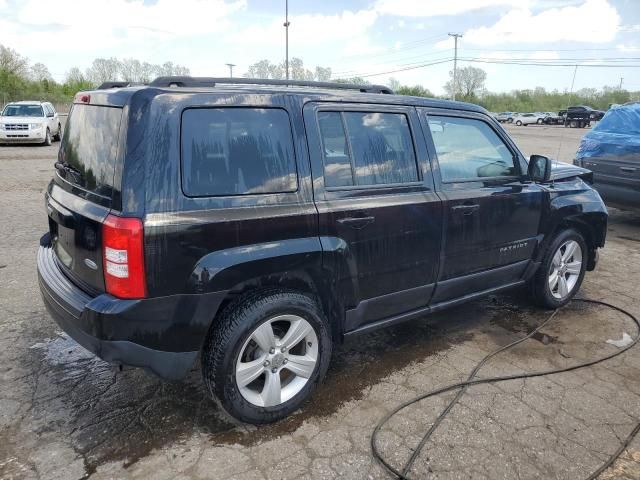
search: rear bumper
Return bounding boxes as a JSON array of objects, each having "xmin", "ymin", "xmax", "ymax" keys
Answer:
[{"xmin": 37, "ymin": 234, "xmax": 226, "ymax": 380}]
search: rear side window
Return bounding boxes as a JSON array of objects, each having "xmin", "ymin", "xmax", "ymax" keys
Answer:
[
  {"xmin": 59, "ymin": 105, "xmax": 123, "ymax": 198},
  {"xmin": 427, "ymin": 116, "xmax": 516, "ymax": 182},
  {"xmin": 181, "ymin": 108, "xmax": 297, "ymax": 197},
  {"xmin": 318, "ymin": 111, "xmax": 418, "ymax": 187}
]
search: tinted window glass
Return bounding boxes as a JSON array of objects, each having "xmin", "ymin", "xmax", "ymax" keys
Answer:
[
  {"xmin": 181, "ymin": 108, "xmax": 297, "ymax": 196},
  {"xmin": 317, "ymin": 112, "xmax": 353, "ymax": 187},
  {"xmin": 59, "ymin": 105, "xmax": 122, "ymax": 198},
  {"xmin": 317, "ymin": 111, "xmax": 418, "ymax": 188},
  {"xmin": 428, "ymin": 116, "xmax": 516, "ymax": 181},
  {"xmin": 344, "ymin": 112, "xmax": 418, "ymax": 185}
]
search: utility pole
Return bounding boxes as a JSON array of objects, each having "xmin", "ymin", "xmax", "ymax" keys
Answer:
[
  {"xmin": 619, "ymin": 77, "xmax": 624, "ymax": 90},
  {"xmin": 448, "ymin": 33, "xmax": 462, "ymax": 101},
  {"xmin": 284, "ymin": 0, "xmax": 290, "ymax": 80},
  {"xmin": 225, "ymin": 63, "xmax": 236, "ymax": 77}
]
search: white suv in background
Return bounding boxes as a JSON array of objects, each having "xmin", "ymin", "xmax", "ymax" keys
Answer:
[
  {"xmin": 0, "ymin": 101, "xmax": 62, "ymax": 146},
  {"xmin": 513, "ymin": 112, "xmax": 546, "ymax": 126}
]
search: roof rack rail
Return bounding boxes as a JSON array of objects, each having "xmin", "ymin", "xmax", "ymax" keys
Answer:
[
  {"xmin": 97, "ymin": 81, "xmax": 143, "ymax": 90},
  {"xmin": 148, "ymin": 76, "xmax": 394, "ymax": 94}
]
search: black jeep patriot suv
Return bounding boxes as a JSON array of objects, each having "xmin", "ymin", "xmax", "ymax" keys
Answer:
[{"xmin": 38, "ymin": 77, "xmax": 607, "ymax": 423}]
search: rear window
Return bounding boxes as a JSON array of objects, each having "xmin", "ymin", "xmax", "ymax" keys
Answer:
[
  {"xmin": 181, "ymin": 108, "xmax": 297, "ymax": 197},
  {"xmin": 58, "ymin": 105, "xmax": 122, "ymax": 198}
]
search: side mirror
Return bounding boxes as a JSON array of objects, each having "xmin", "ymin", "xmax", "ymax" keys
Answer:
[
  {"xmin": 47, "ymin": 112, "xmax": 54, "ymax": 118},
  {"xmin": 528, "ymin": 155, "xmax": 552, "ymax": 183}
]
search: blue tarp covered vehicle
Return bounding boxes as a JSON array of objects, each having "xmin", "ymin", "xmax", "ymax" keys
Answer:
[{"xmin": 575, "ymin": 104, "xmax": 640, "ymax": 209}]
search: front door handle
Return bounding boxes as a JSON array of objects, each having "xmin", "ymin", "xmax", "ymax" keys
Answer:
[
  {"xmin": 620, "ymin": 166, "xmax": 636, "ymax": 173},
  {"xmin": 337, "ymin": 216, "xmax": 375, "ymax": 229},
  {"xmin": 452, "ymin": 204, "xmax": 480, "ymax": 216}
]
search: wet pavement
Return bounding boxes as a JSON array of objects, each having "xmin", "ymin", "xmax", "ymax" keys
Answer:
[{"xmin": 1, "ymin": 135, "xmax": 640, "ymax": 479}]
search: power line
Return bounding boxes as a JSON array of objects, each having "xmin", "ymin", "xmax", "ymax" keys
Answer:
[
  {"xmin": 333, "ymin": 55, "xmax": 640, "ymax": 81},
  {"xmin": 352, "ymin": 58, "xmax": 454, "ymax": 79},
  {"xmin": 333, "ymin": 51, "xmax": 640, "ymax": 78},
  {"xmin": 462, "ymin": 47, "xmax": 625, "ymax": 53},
  {"xmin": 338, "ymin": 32, "xmax": 450, "ymax": 61},
  {"xmin": 332, "ymin": 49, "xmax": 453, "ymax": 76},
  {"xmin": 332, "ymin": 55, "xmax": 640, "ymax": 82},
  {"xmin": 459, "ymin": 57, "xmax": 640, "ymax": 67}
]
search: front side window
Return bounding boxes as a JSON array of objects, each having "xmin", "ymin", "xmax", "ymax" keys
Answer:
[
  {"xmin": 181, "ymin": 108, "xmax": 297, "ymax": 197},
  {"xmin": 427, "ymin": 116, "xmax": 517, "ymax": 182},
  {"xmin": 317, "ymin": 110, "xmax": 418, "ymax": 188}
]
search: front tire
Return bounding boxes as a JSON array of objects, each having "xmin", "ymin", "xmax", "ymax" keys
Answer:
[
  {"xmin": 43, "ymin": 128, "xmax": 52, "ymax": 146},
  {"xmin": 516, "ymin": 120, "xmax": 522, "ymax": 126},
  {"xmin": 529, "ymin": 229, "xmax": 587, "ymax": 309},
  {"xmin": 201, "ymin": 290, "xmax": 332, "ymax": 424},
  {"xmin": 537, "ymin": 118, "xmax": 543, "ymax": 124}
]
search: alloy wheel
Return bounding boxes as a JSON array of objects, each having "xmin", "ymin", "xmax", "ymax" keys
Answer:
[
  {"xmin": 235, "ymin": 314, "xmax": 318, "ymax": 407},
  {"xmin": 548, "ymin": 240, "xmax": 582, "ymax": 300}
]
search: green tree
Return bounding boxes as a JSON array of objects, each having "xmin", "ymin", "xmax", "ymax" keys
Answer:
[
  {"xmin": 333, "ymin": 76, "xmax": 370, "ymax": 85},
  {"xmin": 245, "ymin": 58, "xmax": 331, "ymax": 81},
  {"xmin": 397, "ymin": 85, "xmax": 433, "ymax": 97},
  {"xmin": 444, "ymin": 66, "xmax": 487, "ymax": 101}
]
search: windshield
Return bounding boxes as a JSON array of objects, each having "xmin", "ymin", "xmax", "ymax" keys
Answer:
[{"xmin": 2, "ymin": 105, "xmax": 44, "ymax": 117}]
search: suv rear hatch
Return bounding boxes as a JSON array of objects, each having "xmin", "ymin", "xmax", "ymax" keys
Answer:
[{"xmin": 47, "ymin": 102, "xmax": 123, "ymax": 294}]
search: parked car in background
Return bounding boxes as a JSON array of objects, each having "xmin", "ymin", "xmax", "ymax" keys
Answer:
[
  {"xmin": 513, "ymin": 112, "xmax": 545, "ymax": 126},
  {"xmin": 575, "ymin": 104, "xmax": 640, "ymax": 209},
  {"xmin": 561, "ymin": 106, "xmax": 605, "ymax": 128},
  {"xmin": 0, "ymin": 101, "xmax": 62, "ymax": 145},
  {"xmin": 494, "ymin": 112, "xmax": 516, "ymax": 123}
]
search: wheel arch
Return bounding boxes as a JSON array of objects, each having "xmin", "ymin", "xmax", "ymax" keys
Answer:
[
  {"xmin": 188, "ymin": 237, "xmax": 357, "ymax": 344},
  {"xmin": 538, "ymin": 194, "xmax": 607, "ymax": 271}
]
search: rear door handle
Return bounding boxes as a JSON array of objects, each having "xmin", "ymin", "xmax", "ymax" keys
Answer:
[
  {"xmin": 337, "ymin": 216, "xmax": 375, "ymax": 229},
  {"xmin": 452, "ymin": 204, "xmax": 480, "ymax": 215},
  {"xmin": 620, "ymin": 166, "xmax": 636, "ymax": 173}
]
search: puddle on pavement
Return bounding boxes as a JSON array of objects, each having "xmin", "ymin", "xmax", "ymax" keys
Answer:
[{"xmin": 30, "ymin": 297, "xmax": 527, "ymax": 472}]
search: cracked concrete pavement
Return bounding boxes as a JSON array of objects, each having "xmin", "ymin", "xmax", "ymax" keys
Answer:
[{"xmin": 1, "ymin": 125, "xmax": 639, "ymax": 479}]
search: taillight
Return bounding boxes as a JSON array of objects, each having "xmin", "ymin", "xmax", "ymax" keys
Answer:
[
  {"xmin": 74, "ymin": 92, "xmax": 90, "ymax": 104},
  {"xmin": 102, "ymin": 214, "xmax": 147, "ymax": 299}
]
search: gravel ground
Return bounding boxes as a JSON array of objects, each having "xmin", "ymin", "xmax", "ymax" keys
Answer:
[{"xmin": 1, "ymin": 125, "xmax": 639, "ymax": 480}]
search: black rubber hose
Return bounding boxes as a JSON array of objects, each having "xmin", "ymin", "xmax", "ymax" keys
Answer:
[{"xmin": 371, "ymin": 299, "xmax": 640, "ymax": 480}]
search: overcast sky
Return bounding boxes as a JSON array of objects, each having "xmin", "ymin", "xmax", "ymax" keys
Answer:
[{"xmin": 0, "ymin": 0, "xmax": 639, "ymax": 94}]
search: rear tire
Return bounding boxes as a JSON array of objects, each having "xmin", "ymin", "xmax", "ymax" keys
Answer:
[
  {"xmin": 529, "ymin": 229, "xmax": 587, "ymax": 309},
  {"xmin": 516, "ymin": 120, "xmax": 522, "ymax": 126},
  {"xmin": 537, "ymin": 118, "xmax": 543, "ymax": 124},
  {"xmin": 201, "ymin": 290, "xmax": 332, "ymax": 424}
]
